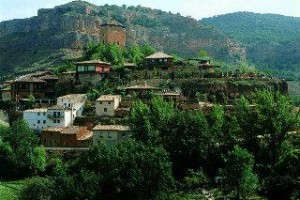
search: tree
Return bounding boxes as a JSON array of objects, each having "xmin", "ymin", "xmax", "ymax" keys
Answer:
[
  {"xmin": 52, "ymin": 140, "xmax": 175, "ymax": 200},
  {"xmin": 129, "ymin": 100, "xmax": 158, "ymax": 144},
  {"xmin": 223, "ymin": 145, "xmax": 259, "ymax": 199},
  {"xmin": 0, "ymin": 120, "xmax": 46, "ymax": 176}
]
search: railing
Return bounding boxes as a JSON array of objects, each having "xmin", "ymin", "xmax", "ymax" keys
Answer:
[{"xmin": 47, "ymin": 114, "xmax": 64, "ymax": 119}]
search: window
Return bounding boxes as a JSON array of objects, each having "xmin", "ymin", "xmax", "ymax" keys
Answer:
[
  {"xmin": 57, "ymin": 120, "xmax": 60, "ymax": 123},
  {"xmin": 100, "ymin": 133, "xmax": 104, "ymax": 138},
  {"xmin": 43, "ymin": 120, "xmax": 46, "ymax": 124},
  {"xmin": 100, "ymin": 102, "xmax": 102, "ymax": 104},
  {"xmin": 43, "ymin": 112, "xmax": 46, "ymax": 116},
  {"xmin": 108, "ymin": 102, "xmax": 111, "ymax": 104},
  {"xmin": 37, "ymin": 112, "xmax": 40, "ymax": 116},
  {"xmin": 104, "ymin": 108, "xmax": 107, "ymax": 112},
  {"xmin": 122, "ymin": 132, "xmax": 126, "ymax": 137},
  {"xmin": 108, "ymin": 132, "xmax": 112, "ymax": 138},
  {"xmin": 37, "ymin": 120, "xmax": 40, "ymax": 124}
]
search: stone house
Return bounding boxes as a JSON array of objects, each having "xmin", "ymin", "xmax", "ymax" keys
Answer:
[
  {"xmin": 41, "ymin": 126, "xmax": 92, "ymax": 148},
  {"xmin": 144, "ymin": 52, "xmax": 174, "ymax": 69},
  {"xmin": 99, "ymin": 20, "xmax": 126, "ymax": 47},
  {"xmin": 10, "ymin": 71, "xmax": 58, "ymax": 102},
  {"xmin": 74, "ymin": 60, "xmax": 111, "ymax": 85},
  {"xmin": 95, "ymin": 95, "xmax": 121, "ymax": 116},
  {"xmin": 23, "ymin": 105, "xmax": 73, "ymax": 132},
  {"xmin": 57, "ymin": 94, "xmax": 87, "ymax": 118},
  {"xmin": 92, "ymin": 125, "xmax": 132, "ymax": 148}
]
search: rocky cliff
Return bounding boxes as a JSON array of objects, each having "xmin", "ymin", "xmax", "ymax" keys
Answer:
[{"xmin": 0, "ymin": 1, "xmax": 245, "ymax": 73}]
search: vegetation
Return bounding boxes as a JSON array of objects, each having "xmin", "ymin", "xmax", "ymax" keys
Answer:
[{"xmin": 202, "ymin": 12, "xmax": 300, "ymax": 79}]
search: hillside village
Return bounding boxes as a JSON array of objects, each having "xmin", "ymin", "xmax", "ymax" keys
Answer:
[
  {"xmin": 0, "ymin": 19, "xmax": 288, "ymax": 149},
  {"xmin": 1, "ymin": 2, "xmax": 300, "ymax": 200}
]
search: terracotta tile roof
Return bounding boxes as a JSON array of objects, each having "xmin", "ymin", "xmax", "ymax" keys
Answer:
[
  {"xmin": 57, "ymin": 94, "xmax": 86, "ymax": 102},
  {"xmin": 24, "ymin": 108, "xmax": 48, "ymax": 113},
  {"xmin": 42, "ymin": 126, "xmax": 89, "ymax": 135},
  {"xmin": 100, "ymin": 20, "xmax": 125, "ymax": 28},
  {"xmin": 39, "ymin": 75, "xmax": 58, "ymax": 80},
  {"xmin": 13, "ymin": 71, "xmax": 57, "ymax": 83},
  {"xmin": 96, "ymin": 95, "xmax": 121, "ymax": 102},
  {"xmin": 145, "ymin": 52, "xmax": 173, "ymax": 59},
  {"xmin": 14, "ymin": 75, "xmax": 45, "ymax": 83},
  {"xmin": 74, "ymin": 60, "xmax": 111, "ymax": 65},
  {"xmin": 93, "ymin": 125, "xmax": 131, "ymax": 131},
  {"xmin": 48, "ymin": 105, "xmax": 71, "ymax": 110},
  {"xmin": 78, "ymin": 131, "xmax": 93, "ymax": 140}
]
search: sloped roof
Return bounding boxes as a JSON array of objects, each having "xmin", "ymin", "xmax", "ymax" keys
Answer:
[
  {"xmin": 74, "ymin": 60, "xmax": 111, "ymax": 65},
  {"xmin": 23, "ymin": 108, "xmax": 48, "ymax": 113},
  {"xmin": 145, "ymin": 52, "xmax": 173, "ymax": 59},
  {"xmin": 57, "ymin": 94, "xmax": 86, "ymax": 102},
  {"xmin": 100, "ymin": 19, "xmax": 125, "ymax": 28},
  {"xmin": 96, "ymin": 95, "xmax": 121, "ymax": 102},
  {"xmin": 14, "ymin": 75, "xmax": 45, "ymax": 83},
  {"xmin": 93, "ymin": 125, "xmax": 131, "ymax": 131}
]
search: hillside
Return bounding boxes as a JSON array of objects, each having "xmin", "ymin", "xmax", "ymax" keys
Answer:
[
  {"xmin": 201, "ymin": 12, "xmax": 300, "ymax": 74},
  {"xmin": 0, "ymin": 1, "xmax": 245, "ymax": 74}
]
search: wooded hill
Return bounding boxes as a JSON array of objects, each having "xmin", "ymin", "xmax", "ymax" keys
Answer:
[
  {"xmin": 0, "ymin": 1, "xmax": 244, "ymax": 74},
  {"xmin": 201, "ymin": 12, "xmax": 300, "ymax": 77}
]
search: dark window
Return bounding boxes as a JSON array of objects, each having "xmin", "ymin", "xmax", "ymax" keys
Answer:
[
  {"xmin": 108, "ymin": 102, "xmax": 111, "ymax": 104},
  {"xmin": 57, "ymin": 120, "xmax": 60, "ymax": 123},
  {"xmin": 122, "ymin": 132, "xmax": 126, "ymax": 137},
  {"xmin": 43, "ymin": 120, "xmax": 46, "ymax": 124},
  {"xmin": 104, "ymin": 108, "xmax": 107, "ymax": 112},
  {"xmin": 37, "ymin": 120, "xmax": 40, "ymax": 124}
]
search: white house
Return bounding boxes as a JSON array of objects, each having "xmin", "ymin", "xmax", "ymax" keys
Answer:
[
  {"xmin": 92, "ymin": 125, "xmax": 132, "ymax": 148},
  {"xmin": 95, "ymin": 95, "xmax": 121, "ymax": 116},
  {"xmin": 23, "ymin": 108, "xmax": 48, "ymax": 132},
  {"xmin": 57, "ymin": 94, "xmax": 87, "ymax": 118},
  {"xmin": 23, "ymin": 105, "xmax": 73, "ymax": 132}
]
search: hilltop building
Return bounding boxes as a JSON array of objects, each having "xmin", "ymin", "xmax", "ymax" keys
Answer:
[
  {"xmin": 10, "ymin": 71, "xmax": 58, "ymax": 102},
  {"xmin": 99, "ymin": 20, "xmax": 126, "ymax": 47},
  {"xmin": 74, "ymin": 60, "xmax": 111, "ymax": 85},
  {"xmin": 144, "ymin": 52, "xmax": 174, "ymax": 69}
]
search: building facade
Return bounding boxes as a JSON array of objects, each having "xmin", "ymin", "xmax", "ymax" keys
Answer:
[
  {"xmin": 10, "ymin": 71, "xmax": 58, "ymax": 102},
  {"xmin": 74, "ymin": 60, "xmax": 111, "ymax": 85},
  {"xmin": 92, "ymin": 125, "xmax": 132, "ymax": 148},
  {"xmin": 144, "ymin": 52, "xmax": 174, "ymax": 69},
  {"xmin": 23, "ymin": 105, "xmax": 73, "ymax": 132},
  {"xmin": 57, "ymin": 94, "xmax": 87, "ymax": 118},
  {"xmin": 95, "ymin": 95, "xmax": 121, "ymax": 116},
  {"xmin": 99, "ymin": 21, "xmax": 126, "ymax": 47},
  {"xmin": 41, "ymin": 126, "xmax": 92, "ymax": 147}
]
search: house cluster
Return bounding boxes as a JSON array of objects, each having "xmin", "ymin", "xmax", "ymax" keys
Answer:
[
  {"xmin": 21, "ymin": 92, "xmax": 133, "ymax": 148},
  {"xmin": 0, "ymin": 20, "xmax": 218, "ymax": 149}
]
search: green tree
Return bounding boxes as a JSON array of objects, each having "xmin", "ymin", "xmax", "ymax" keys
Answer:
[
  {"xmin": 53, "ymin": 140, "xmax": 174, "ymax": 200},
  {"xmin": 0, "ymin": 120, "xmax": 46, "ymax": 176},
  {"xmin": 129, "ymin": 100, "xmax": 158, "ymax": 144},
  {"xmin": 223, "ymin": 145, "xmax": 259, "ymax": 199}
]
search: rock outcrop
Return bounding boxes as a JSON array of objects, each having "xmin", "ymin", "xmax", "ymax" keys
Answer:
[{"xmin": 0, "ymin": 1, "xmax": 246, "ymax": 73}]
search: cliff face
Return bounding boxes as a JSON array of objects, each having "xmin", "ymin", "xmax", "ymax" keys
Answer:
[{"xmin": 0, "ymin": 1, "xmax": 245, "ymax": 73}]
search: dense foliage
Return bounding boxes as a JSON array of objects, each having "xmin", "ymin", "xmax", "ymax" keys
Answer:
[
  {"xmin": 202, "ymin": 12, "xmax": 300, "ymax": 78},
  {"xmin": 0, "ymin": 120, "xmax": 46, "ymax": 178}
]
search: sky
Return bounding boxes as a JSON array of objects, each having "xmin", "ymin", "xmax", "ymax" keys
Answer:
[{"xmin": 1, "ymin": 0, "xmax": 300, "ymax": 22}]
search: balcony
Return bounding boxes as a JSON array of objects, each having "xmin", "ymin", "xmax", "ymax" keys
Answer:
[{"xmin": 47, "ymin": 114, "xmax": 64, "ymax": 119}]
